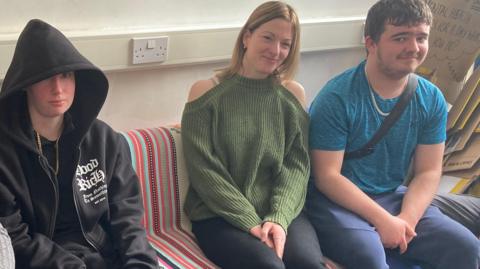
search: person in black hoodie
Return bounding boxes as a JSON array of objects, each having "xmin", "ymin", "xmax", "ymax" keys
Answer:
[{"xmin": 0, "ymin": 19, "xmax": 158, "ymax": 268}]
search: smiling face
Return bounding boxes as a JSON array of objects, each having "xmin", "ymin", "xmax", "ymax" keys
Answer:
[
  {"xmin": 27, "ymin": 72, "xmax": 75, "ymax": 122},
  {"xmin": 241, "ymin": 18, "xmax": 293, "ymax": 79},
  {"xmin": 366, "ymin": 22, "xmax": 430, "ymax": 79}
]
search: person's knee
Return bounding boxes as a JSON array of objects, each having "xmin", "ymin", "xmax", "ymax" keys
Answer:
[
  {"xmin": 249, "ymin": 256, "xmax": 285, "ymax": 269},
  {"xmin": 220, "ymin": 247, "xmax": 285, "ymax": 269},
  {"xmin": 349, "ymin": 245, "xmax": 388, "ymax": 269},
  {"xmin": 283, "ymin": 214, "xmax": 326, "ymax": 269},
  {"xmin": 211, "ymin": 252, "xmax": 285, "ymax": 269},
  {"xmin": 434, "ymin": 228, "xmax": 480, "ymax": 267},
  {"xmin": 333, "ymin": 232, "xmax": 387, "ymax": 269},
  {"xmin": 284, "ymin": 257, "xmax": 326, "ymax": 269},
  {"xmin": 449, "ymin": 232, "xmax": 480, "ymax": 261}
]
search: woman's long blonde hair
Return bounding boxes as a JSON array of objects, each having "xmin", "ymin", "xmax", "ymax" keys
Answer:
[{"xmin": 217, "ymin": 1, "xmax": 300, "ymax": 82}]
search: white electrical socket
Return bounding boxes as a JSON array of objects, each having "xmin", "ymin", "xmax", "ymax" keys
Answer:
[{"xmin": 132, "ymin": 36, "xmax": 168, "ymax": 64}]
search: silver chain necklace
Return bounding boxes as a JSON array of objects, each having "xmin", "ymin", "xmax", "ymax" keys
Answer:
[
  {"xmin": 364, "ymin": 67, "xmax": 409, "ymax": 117},
  {"xmin": 369, "ymin": 87, "xmax": 390, "ymax": 117}
]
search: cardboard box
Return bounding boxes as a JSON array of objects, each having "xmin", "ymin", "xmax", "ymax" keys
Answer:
[
  {"xmin": 444, "ymin": 159, "xmax": 480, "ymax": 178},
  {"xmin": 442, "ymin": 63, "xmax": 480, "ymax": 178},
  {"xmin": 419, "ymin": 0, "xmax": 480, "ymax": 103},
  {"xmin": 439, "ymin": 175, "xmax": 480, "ymax": 198},
  {"xmin": 446, "ymin": 67, "xmax": 480, "ymax": 132},
  {"xmin": 444, "ymin": 104, "xmax": 480, "ymax": 155},
  {"xmin": 444, "ymin": 133, "xmax": 480, "ymax": 171}
]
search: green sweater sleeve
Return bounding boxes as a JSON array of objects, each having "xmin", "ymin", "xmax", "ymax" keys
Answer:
[
  {"xmin": 263, "ymin": 114, "xmax": 310, "ymax": 231},
  {"xmin": 182, "ymin": 106, "xmax": 262, "ymax": 232}
]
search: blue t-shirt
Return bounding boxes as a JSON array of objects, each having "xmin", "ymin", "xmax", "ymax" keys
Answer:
[{"xmin": 309, "ymin": 61, "xmax": 447, "ymax": 194}]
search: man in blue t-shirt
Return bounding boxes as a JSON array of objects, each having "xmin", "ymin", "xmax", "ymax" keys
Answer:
[{"xmin": 306, "ymin": 0, "xmax": 480, "ymax": 268}]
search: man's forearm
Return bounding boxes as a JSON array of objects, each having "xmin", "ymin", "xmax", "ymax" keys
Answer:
[
  {"xmin": 315, "ymin": 173, "xmax": 392, "ymax": 227},
  {"xmin": 400, "ymin": 170, "xmax": 441, "ymax": 227},
  {"xmin": 401, "ymin": 143, "xmax": 444, "ymax": 228}
]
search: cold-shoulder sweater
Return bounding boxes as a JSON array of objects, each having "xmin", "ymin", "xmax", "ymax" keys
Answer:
[{"xmin": 181, "ymin": 74, "xmax": 309, "ymax": 232}]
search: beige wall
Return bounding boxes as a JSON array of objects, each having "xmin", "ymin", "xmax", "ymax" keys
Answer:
[
  {"xmin": 0, "ymin": 0, "xmax": 376, "ymax": 34},
  {"xmin": 0, "ymin": 0, "xmax": 369, "ymax": 131},
  {"xmin": 99, "ymin": 48, "xmax": 365, "ymax": 131}
]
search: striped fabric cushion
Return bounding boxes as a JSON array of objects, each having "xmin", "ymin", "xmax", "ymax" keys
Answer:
[{"xmin": 122, "ymin": 127, "xmax": 219, "ymax": 269}]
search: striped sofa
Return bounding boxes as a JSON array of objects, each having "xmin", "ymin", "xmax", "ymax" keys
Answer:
[{"xmin": 122, "ymin": 127, "xmax": 218, "ymax": 269}]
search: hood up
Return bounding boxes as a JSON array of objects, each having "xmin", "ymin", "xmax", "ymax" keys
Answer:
[{"xmin": 0, "ymin": 19, "xmax": 108, "ymax": 146}]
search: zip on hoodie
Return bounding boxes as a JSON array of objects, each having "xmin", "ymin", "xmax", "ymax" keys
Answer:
[
  {"xmin": 72, "ymin": 148, "xmax": 99, "ymax": 251},
  {"xmin": 36, "ymin": 134, "xmax": 61, "ymax": 238},
  {"xmin": 37, "ymin": 154, "xmax": 59, "ymax": 238},
  {"xmin": 38, "ymin": 145, "xmax": 98, "ymax": 251}
]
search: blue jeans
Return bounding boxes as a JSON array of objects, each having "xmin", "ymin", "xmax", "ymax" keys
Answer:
[{"xmin": 306, "ymin": 183, "xmax": 480, "ymax": 269}]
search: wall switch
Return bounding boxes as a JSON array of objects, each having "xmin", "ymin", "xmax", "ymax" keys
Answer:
[{"xmin": 132, "ymin": 36, "xmax": 168, "ymax": 64}]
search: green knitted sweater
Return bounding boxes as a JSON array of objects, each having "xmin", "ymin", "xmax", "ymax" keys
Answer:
[{"xmin": 181, "ymin": 74, "xmax": 309, "ymax": 232}]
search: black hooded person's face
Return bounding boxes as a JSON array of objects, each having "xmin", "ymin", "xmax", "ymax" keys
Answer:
[{"xmin": 27, "ymin": 72, "xmax": 76, "ymax": 121}]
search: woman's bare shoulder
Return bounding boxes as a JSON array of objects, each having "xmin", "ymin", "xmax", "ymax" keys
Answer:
[
  {"xmin": 187, "ymin": 78, "xmax": 217, "ymax": 102},
  {"xmin": 282, "ymin": 80, "xmax": 306, "ymax": 109}
]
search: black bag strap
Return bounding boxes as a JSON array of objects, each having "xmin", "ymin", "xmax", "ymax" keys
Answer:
[{"xmin": 344, "ymin": 74, "xmax": 418, "ymax": 160}]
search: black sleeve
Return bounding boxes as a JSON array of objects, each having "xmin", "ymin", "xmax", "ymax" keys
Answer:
[
  {"xmin": 106, "ymin": 134, "xmax": 158, "ymax": 268},
  {"xmin": 0, "ymin": 180, "xmax": 86, "ymax": 269}
]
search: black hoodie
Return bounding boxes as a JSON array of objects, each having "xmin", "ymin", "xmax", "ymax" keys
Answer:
[{"xmin": 0, "ymin": 19, "xmax": 158, "ymax": 268}]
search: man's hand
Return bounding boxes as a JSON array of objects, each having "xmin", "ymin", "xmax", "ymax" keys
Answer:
[
  {"xmin": 375, "ymin": 214, "xmax": 416, "ymax": 254},
  {"xmin": 397, "ymin": 212, "xmax": 419, "ymax": 245},
  {"xmin": 261, "ymin": 222, "xmax": 286, "ymax": 259}
]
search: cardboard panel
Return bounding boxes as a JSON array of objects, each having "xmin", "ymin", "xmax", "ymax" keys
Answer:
[
  {"xmin": 452, "ymin": 85, "xmax": 480, "ymax": 131},
  {"xmin": 444, "ymin": 159, "xmax": 480, "ymax": 178},
  {"xmin": 419, "ymin": 0, "xmax": 480, "ymax": 103},
  {"xmin": 452, "ymin": 105, "xmax": 480, "ymax": 152},
  {"xmin": 446, "ymin": 68, "xmax": 480, "ymax": 130},
  {"xmin": 443, "ymin": 133, "xmax": 480, "ymax": 171}
]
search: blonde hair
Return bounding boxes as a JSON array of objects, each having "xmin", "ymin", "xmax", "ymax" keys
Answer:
[{"xmin": 217, "ymin": 1, "xmax": 300, "ymax": 82}]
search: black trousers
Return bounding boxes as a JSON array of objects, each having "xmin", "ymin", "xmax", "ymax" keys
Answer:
[
  {"xmin": 192, "ymin": 212, "xmax": 326, "ymax": 269},
  {"xmin": 432, "ymin": 193, "xmax": 480, "ymax": 236}
]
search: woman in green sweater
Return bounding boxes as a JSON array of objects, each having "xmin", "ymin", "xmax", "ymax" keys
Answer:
[{"xmin": 181, "ymin": 1, "xmax": 326, "ymax": 269}]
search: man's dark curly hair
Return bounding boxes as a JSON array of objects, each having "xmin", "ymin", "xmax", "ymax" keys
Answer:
[{"xmin": 364, "ymin": 0, "xmax": 433, "ymax": 42}]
